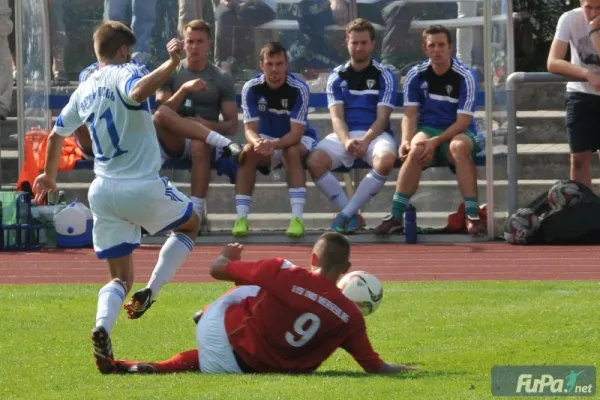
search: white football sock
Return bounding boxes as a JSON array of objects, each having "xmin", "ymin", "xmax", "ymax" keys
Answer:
[
  {"xmin": 341, "ymin": 169, "xmax": 387, "ymax": 217},
  {"xmin": 313, "ymin": 172, "xmax": 348, "ymax": 210},
  {"xmin": 235, "ymin": 195, "xmax": 251, "ymax": 218},
  {"xmin": 206, "ymin": 131, "xmax": 232, "ymax": 148},
  {"xmin": 147, "ymin": 232, "xmax": 193, "ymax": 300},
  {"xmin": 289, "ymin": 187, "xmax": 306, "ymax": 220},
  {"xmin": 96, "ymin": 280, "xmax": 126, "ymax": 335}
]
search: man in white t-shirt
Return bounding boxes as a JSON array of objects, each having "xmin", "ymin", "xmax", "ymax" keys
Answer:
[{"xmin": 548, "ymin": 0, "xmax": 600, "ymax": 188}]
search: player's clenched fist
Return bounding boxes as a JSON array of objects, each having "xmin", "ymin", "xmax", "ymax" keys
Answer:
[
  {"xmin": 221, "ymin": 243, "xmax": 244, "ymax": 261},
  {"xmin": 183, "ymin": 78, "xmax": 208, "ymax": 93},
  {"xmin": 166, "ymin": 38, "xmax": 184, "ymax": 64}
]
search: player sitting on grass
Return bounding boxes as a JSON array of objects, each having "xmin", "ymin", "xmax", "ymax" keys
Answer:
[
  {"xmin": 232, "ymin": 42, "xmax": 317, "ymax": 238},
  {"xmin": 374, "ymin": 25, "xmax": 485, "ymax": 236},
  {"xmin": 94, "ymin": 233, "xmax": 418, "ymax": 375}
]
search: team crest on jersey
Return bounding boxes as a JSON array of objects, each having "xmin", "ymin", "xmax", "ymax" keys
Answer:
[
  {"xmin": 446, "ymin": 85, "xmax": 453, "ymax": 95},
  {"xmin": 281, "ymin": 98, "xmax": 288, "ymax": 109},
  {"xmin": 258, "ymin": 97, "xmax": 267, "ymax": 112},
  {"xmin": 366, "ymin": 79, "xmax": 375, "ymax": 89}
]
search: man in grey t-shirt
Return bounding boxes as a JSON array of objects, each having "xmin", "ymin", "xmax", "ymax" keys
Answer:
[{"xmin": 155, "ymin": 19, "xmax": 240, "ymax": 223}]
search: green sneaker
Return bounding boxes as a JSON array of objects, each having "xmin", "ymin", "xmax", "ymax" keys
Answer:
[
  {"xmin": 232, "ymin": 217, "xmax": 248, "ymax": 237},
  {"xmin": 286, "ymin": 217, "xmax": 305, "ymax": 238}
]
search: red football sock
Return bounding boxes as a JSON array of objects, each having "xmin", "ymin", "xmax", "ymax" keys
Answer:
[
  {"xmin": 153, "ymin": 349, "xmax": 199, "ymax": 373},
  {"xmin": 117, "ymin": 349, "xmax": 199, "ymax": 374}
]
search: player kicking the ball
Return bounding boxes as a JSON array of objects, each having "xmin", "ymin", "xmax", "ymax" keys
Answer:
[
  {"xmin": 93, "ymin": 233, "xmax": 417, "ymax": 375},
  {"xmin": 33, "ymin": 21, "xmax": 229, "ymax": 373}
]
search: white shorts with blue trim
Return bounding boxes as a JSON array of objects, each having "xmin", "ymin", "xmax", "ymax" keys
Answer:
[
  {"xmin": 196, "ymin": 285, "xmax": 262, "ymax": 374},
  {"xmin": 88, "ymin": 175, "xmax": 193, "ymax": 259},
  {"xmin": 260, "ymin": 134, "xmax": 316, "ymax": 170},
  {"xmin": 314, "ymin": 130, "xmax": 398, "ymax": 170}
]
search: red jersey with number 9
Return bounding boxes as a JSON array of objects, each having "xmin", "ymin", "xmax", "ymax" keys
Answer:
[{"xmin": 223, "ymin": 258, "xmax": 383, "ymax": 373}]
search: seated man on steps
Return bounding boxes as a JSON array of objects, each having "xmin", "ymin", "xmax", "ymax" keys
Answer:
[
  {"xmin": 307, "ymin": 19, "xmax": 398, "ymax": 234},
  {"xmin": 154, "ymin": 19, "xmax": 241, "ymax": 225},
  {"xmin": 375, "ymin": 25, "xmax": 485, "ymax": 236},
  {"xmin": 233, "ymin": 42, "xmax": 317, "ymax": 238}
]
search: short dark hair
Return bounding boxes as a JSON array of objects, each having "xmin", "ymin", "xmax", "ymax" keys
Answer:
[
  {"xmin": 93, "ymin": 21, "xmax": 136, "ymax": 60},
  {"xmin": 313, "ymin": 232, "xmax": 351, "ymax": 274},
  {"xmin": 346, "ymin": 18, "xmax": 376, "ymax": 41},
  {"xmin": 422, "ymin": 24, "xmax": 453, "ymax": 45},
  {"xmin": 183, "ymin": 19, "xmax": 211, "ymax": 38},
  {"xmin": 259, "ymin": 41, "xmax": 288, "ymax": 62}
]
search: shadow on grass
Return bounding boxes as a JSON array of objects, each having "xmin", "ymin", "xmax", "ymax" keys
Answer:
[{"xmin": 313, "ymin": 368, "xmax": 467, "ymax": 380}]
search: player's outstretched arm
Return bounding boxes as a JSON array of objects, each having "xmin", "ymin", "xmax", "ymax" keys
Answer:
[
  {"xmin": 374, "ymin": 362, "xmax": 419, "ymax": 374},
  {"xmin": 209, "ymin": 243, "xmax": 244, "ymax": 281},
  {"xmin": 129, "ymin": 39, "xmax": 183, "ymax": 104},
  {"xmin": 33, "ymin": 130, "xmax": 65, "ymax": 203}
]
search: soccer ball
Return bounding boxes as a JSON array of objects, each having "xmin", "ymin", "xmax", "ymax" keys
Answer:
[
  {"xmin": 503, "ymin": 208, "xmax": 540, "ymax": 245},
  {"xmin": 337, "ymin": 271, "xmax": 383, "ymax": 317},
  {"xmin": 548, "ymin": 180, "xmax": 586, "ymax": 210}
]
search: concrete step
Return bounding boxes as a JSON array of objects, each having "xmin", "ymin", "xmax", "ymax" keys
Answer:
[
  {"xmin": 166, "ymin": 211, "xmax": 509, "ymax": 232},
  {"xmin": 141, "ymin": 230, "xmax": 495, "ymax": 245},
  {"xmin": 0, "ymin": 113, "xmax": 565, "ymax": 162},
  {"xmin": 19, "ymin": 178, "xmax": 574, "ymax": 216},
  {"xmin": 6, "ymin": 81, "xmax": 569, "ymax": 119},
  {"xmin": 0, "ymin": 109, "xmax": 539, "ymax": 147},
  {"xmin": 1, "ymin": 143, "xmax": 583, "ymax": 184}
]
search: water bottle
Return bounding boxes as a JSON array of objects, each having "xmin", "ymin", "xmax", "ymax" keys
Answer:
[
  {"xmin": 404, "ymin": 204, "xmax": 417, "ymax": 244},
  {"xmin": 181, "ymin": 99, "xmax": 195, "ymax": 118},
  {"xmin": 16, "ymin": 192, "xmax": 32, "ymax": 224}
]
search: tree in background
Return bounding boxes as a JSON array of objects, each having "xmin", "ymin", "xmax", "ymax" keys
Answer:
[{"xmin": 515, "ymin": 0, "xmax": 579, "ymax": 71}]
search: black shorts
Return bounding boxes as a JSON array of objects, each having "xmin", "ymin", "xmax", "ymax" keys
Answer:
[{"xmin": 565, "ymin": 92, "xmax": 600, "ymax": 153}]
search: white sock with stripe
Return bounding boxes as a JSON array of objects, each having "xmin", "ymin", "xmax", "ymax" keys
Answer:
[
  {"xmin": 235, "ymin": 195, "xmax": 252, "ymax": 218},
  {"xmin": 96, "ymin": 280, "xmax": 126, "ymax": 335},
  {"xmin": 313, "ymin": 172, "xmax": 349, "ymax": 210},
  {"xmin": 289, "ymin": 187, "xmax": 307, "ymax": 220},
  {"xmin": 341, "ymin": 169, "xmax": 388, "ymax": 217},
  {"xmin": 147, "ymin": 232, "xmax": 194, "ymax": 301}
]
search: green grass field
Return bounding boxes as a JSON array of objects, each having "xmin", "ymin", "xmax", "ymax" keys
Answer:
[{"xmin": 1, "ymin": 281, "xmax": 598, "ymax": 400}]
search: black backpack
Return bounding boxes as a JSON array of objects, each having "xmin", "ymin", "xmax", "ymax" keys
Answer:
[{"xmin": 523, "ymin": 180, "xmax": 600, "ymax": 245}]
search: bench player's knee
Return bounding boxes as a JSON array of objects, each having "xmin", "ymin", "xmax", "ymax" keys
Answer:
[
  {"xmin": 448, "ymin": 135, "xmax": 473, "ymax": 165},
  {"xmin": 153, "ymin": 105, "xmax": 177, "ymax": 127},
  {"xmin": 372, "ymin": 151, "xmax": 396, "ymax": 176},
  {"xmin": 307, "ymin": 150, "xmax": 331, "ymax": 178},
  {"xmin": 240, "ymin": 144, "xmax": 261, "ymax": 166}
]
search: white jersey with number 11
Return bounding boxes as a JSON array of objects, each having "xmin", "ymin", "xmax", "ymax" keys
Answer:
[{"xmin": 54, "ymin": 63, "xmax": 162, "ymax": 180}]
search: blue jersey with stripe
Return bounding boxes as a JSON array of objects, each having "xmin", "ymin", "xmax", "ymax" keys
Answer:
[
  {"xmin": 403, "ymin": 58, "xmax": 478, "ymax": 132},
  {"xmin": 241, "ymin": 73, "xmax": 317, "ymax": 141},
  {"xmin": 327, "ymin": 60, "xmax": 398, "ymax": 133}
]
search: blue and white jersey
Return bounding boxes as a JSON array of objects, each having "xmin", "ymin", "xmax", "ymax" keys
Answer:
[
  {"xmin": 327, "ymin": 60, "xmax": 397, "ymax": 133},
  {"xmin": 404, "ymin": 58, "xmax": 478, "ymax": 132},
  {"xmin": 79, "ymin": 60, "xmax": 149, "ymax": 83},
  {"xmin": 241, "ymin": 73, "xmax": 317, "ymax": 141},
  {"xmin": 54, "ymin": 62, "xmax": 162, "ymax": 180}
]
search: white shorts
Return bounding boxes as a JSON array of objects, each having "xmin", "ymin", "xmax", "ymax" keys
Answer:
[
  {"xmin": 160, "ymin": 138, "xmax": 192, "ymax": 161},
  {"xmin": 88, "ymin": 175, "xmax": 193, "ymax": 259},
  {"xmin": 260, "ymin": 134, "xmax": 316, "ymax": 170},
  {"xmin": 196, "ymin": 285, "xmax": 262, "ymax": 374},
  {"xmin": 314, "ymin": 130, "xmax": 398, "ymax": 170}
]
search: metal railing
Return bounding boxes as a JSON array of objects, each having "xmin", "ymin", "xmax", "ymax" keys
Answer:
[{"xmin": 505, "ymin": 72, "xmax": 586, "ymax": 216}]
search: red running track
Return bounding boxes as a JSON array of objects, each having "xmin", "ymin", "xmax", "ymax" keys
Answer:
[{"xmin": 1, "ymin": 243, "xmax": 599, "ymax": 284}]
